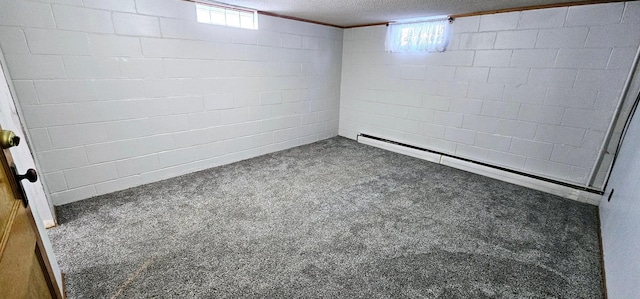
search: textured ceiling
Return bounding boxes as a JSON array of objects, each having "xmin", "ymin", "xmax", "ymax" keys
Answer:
[{"xmin": 212, "ymin": 0, "xmax": 591, "ymax": 27}]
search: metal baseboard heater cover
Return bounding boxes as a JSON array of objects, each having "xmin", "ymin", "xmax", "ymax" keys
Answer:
[{"xmin": 357, "ymin": 133, "xmax": 603, "ymax": 206}]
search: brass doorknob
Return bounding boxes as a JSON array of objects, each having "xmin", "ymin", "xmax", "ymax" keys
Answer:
[{"xmin": 0, "ymin": 130, "xmax": 20, "ymax": 149}]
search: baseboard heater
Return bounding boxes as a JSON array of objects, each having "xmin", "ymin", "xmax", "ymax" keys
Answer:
[{"xmin": 357, "ymin": 134, "xmax": 604, "ymax": 206}]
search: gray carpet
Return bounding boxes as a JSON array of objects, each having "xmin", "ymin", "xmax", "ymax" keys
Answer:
[{"xmin": 48, "ymin": 137, "xmax": 603, "ymax": 298}]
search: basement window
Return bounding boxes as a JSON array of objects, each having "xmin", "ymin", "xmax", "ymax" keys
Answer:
[
  {"xmin": 196, "ymin": 3, "xmax": 258, "ymax": 30},
  {"xmin": 385, "ymin": 17, "xmax": 451, "ymax": 53}
]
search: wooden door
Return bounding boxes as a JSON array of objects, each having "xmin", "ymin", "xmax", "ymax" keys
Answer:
[{"xmin": 0, "ymin": 129, "xmax": 64, "ymax": 298}]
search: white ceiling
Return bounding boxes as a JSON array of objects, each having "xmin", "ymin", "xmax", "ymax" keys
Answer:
[{"xmin": 212, "ymin": 0, "xmax": 588, "ymax": 27}]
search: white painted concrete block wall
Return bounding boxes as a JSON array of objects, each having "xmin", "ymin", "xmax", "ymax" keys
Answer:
[
  {"xmin": 0, "ymin": 0, "xmax": 342, "ymax": 205},
  {"xmin": 340, "ymin": 2, "xmax": 640, "ymax": 186}
]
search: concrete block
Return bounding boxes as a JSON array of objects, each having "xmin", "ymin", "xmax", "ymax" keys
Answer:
[
  {"xmin": 550, "ymin": 144, "xmax": 598, "ymax": 168},
  {"xmin": 518, "ymin": 104, "xmax": 564, "ymax": 124},
  {"xmin": 451, "ymin": 16, "xmax": 480, "ymax": 33},
  {"xmin": 0, "ymin": 27, "xmax": 29, "ymax": 54},
  {"xmin": 488, "ymin": 68, "xmax": 529, "ymax": 85},
  {"xmin": 556, "ymin": 48, "xmax": 612, "ymax": 69},
  {"xmin": 141, "ymin": 37, "xmax": 183, "ymax": 57},
  {"xmin": 167, "ymin": 96, "xmax": 204, "ymax": 114},
  {"xmin": 436, "ymin": 82, "xmax": 469, "ymax": 98},
  {"xmin": 135, "ymin": 0, "xmax": 190, "ymax": 19},
  {"xmin": 38, "ymin": 146, "xmax": 89, "ymax": 172},
  {"xmin": 51, "ymin": 186, "xmax": 96, "ymax": 205},
  {"xmin": 503, "ymin": 85, "xmax": 546, "ymax": 104},
  {"xmin": 622, "ymin": 1, "xmax": 640, "ymax": 24},
  {"xmin": 425, "ymin": 66, "xmax": 456, "ymax": 82},
  {"xmin": 417, "ymin": 123, "xmax": 445, "ymax": 138},
  {"xmin": 585, "ymin": 24, "xmax": 640, "ymax": 48},
  {"xmin": 607, "ymin": 47, "xmax": 638, "ymax": 70},
  {"xmin": 21, "ymin": 104, "xmax": 77, "ymax": 128},
  {"xmin": 34, "ymin": 80, "xmax": 96, "ymax": 103},
  {"xmin": 467, "ymin": 83, "xmax": 504, "ymax": 100},
  {"xmin": 480, "ymin": 100, "xmax": 520, "ymax": 119},
  {"xmin": 479, "ymin": 12, "xmax": 520, "ymax": 32},
  {"xmin": 518, "ymin": 7, "xmax": 567, "ymax": 29},
  {"xmin": 89, "ymin": 34, "xmax": 142, "ymax": 57},
  {"xmin": 187, "ymin": 111, "xmax": 221, "ymax": 129},
  {"xmin": 545, "ymin": 88, "xmax": 597, "ymax": 108},
  {"xmin": 458, "ymin": 32, "xmax": 496, "ymax": 50},
  {"xmin": 528, "ymin": 69, "xmax": 577, "ymax": 88},
  {"xmin": 575, "ymin": 69, "xmax": 628, "ymax": 90},
  {"xmin": 120, "ymin": 58, "xmax": 165, "ymax": 78},
  {"xmin": 562, "ymin": 108, "xmax": 612, "ymax": 130},
  {"xmin": 12, "ymin": 81, "xmax": 38, "ymax": 105},
  {"xmin": 535, "ymin": 27, "xmax": 588, "ymax": 48},
  {"xmin": 220, "ymin": 108, "xmax": 248, "ymax": 125},
  {"xmin": 535, "ymin": 124, "xmax": 585, "ymax": 146},
  {"xmin": 53, "ymin": 5, "xmax": 114, "ymax": 33},
  {"xmin": 25, "ymin": 28, "xmax": 91, "ymax": 55},
  {"xmin": 462, "ymin": 114, "xmax": 499, "ymax": 133},
  {"xmin": 455, "ymin": 144, "xmax": 488, "ymax": 161},
  {"xmin": 510, "ymin": 49, "xmax": 558, "ymax": 67},
  {"xmin": 473, "ymin": 50, "xmax": 512, "ymax": 67},
  {"xmin": 494, "ymin": 30, "xmax": 538, "ymax": 49},
  {"xmin": 84, "ymin": 0, "xmax": 136, "ymax": 12},
  {"xmin": 28, "ymin": 129, "xmax": 52, "ymax": 152},
  {"xmin": 495, "ymin": 119, "xmax": 537, "ymax": 139},
  {"xmin": 93, "ymin": 79, "xmax": 145, "ymax": 101},
  {"xmin": 63, "ymin": 56, "xmax": 121, "ymax": 78},
  {"xmin": 64, "ymin": 162, "xmax": 118, "ymax": 188},
  {"xmin": 143, "ymin": 79, "xmax": 185, "ymax": 97},
  {"xmin": 4, "ymin": 54, "xmax": 65, "ymax": 79},
  {"xmin": 43, "ymin": 172, "xmax": 67, "ymax": 193},
  {"xmin": 114, "ymin": 12, "xmax": 161, "ymax": 37},
  {"xmin": 566, "ymin": 2, "xmax": 624, "ymax": 26},
  {"xmin": 449, "ymin": 98, "xmax": 483, "ymax": 114},
  {"xmin": 0, "ymin": 1, "xmax": 55, "ymax": 28},
  {"xmin": 135, "ymin": 134, "xmax": 176, "ymax": 155},
  {"xmin": 444, "ymin": 127, "xmax": 476, "ymax": 144},
  {"xmin": 485, "ymin": 149, "xmax": 526, "ymax": 169},
  {"xmin": 475, "ymin": 132, "xmax": 511, "ymax": 152},
  {"xmin": 524, "ymin": 158, "xmax": 572, "ymax": 179},
  {"xmin": 510, "ymin": 138, "xmax": 553, "ymax": 160},
  {"xmin": 422, "ymin": 95, "xmax": 450, "ymax": 111},
  {"xmin": 431, "ymin": 111, "xmax": 464, "ymax": 127},
  {"xmin": 454, "ymin": 67, "xmax": 490, "ymax": 83},
  {"xmin": 158, "ymin": 147, "xmax": 196, "ymax": 168}
]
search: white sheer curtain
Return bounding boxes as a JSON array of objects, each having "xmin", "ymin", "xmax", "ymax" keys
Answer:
[{"xmin": 385, "ymin": 18, "xmax": 451, "ymax": 53}]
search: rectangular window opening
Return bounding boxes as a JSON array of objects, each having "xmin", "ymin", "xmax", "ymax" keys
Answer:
[
  {"xmin": 196, "ymin": 2, "xmax": 258, "ymax": 30},
  {"xmin": 385, "ymin": 17, "xmax": 451, "ymax": 53}
]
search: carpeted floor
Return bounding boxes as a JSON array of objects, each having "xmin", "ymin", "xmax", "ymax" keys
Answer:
[{"xmin": 48, "ymin": 137, "xmax": 603, "ymax": 298}]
